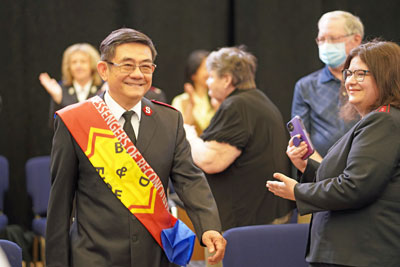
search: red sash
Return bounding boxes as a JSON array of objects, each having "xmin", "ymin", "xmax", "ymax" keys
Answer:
[{"xmin": 56, "ymin": 96, "xmax": 195, "ymax": 265}]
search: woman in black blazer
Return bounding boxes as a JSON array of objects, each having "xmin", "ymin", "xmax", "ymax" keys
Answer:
[
  {"xmin": 39, "ymin": 43, "xmax": 103, "ymax": 127},
  {"xmin": 267, "ymin": 40, "xmax": 400, "ymax": 267}
]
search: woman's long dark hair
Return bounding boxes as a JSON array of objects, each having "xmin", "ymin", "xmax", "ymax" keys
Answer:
[{"xmin": 184, "ymin": 50, "xmax": 209, "ymax": 85}]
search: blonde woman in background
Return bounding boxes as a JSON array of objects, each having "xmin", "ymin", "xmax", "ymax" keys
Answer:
[{"xmin": 39, "ymin": 43, "xmax": 103, "ymax": 127}]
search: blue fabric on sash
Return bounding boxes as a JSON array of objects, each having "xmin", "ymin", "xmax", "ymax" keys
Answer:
[{"xmin": 161, "ymin": 219, "xmax": 196, "ymax": 266}]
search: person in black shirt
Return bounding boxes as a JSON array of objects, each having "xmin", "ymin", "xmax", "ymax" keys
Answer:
[{"xmin": 185, "ymin": 46, "xmax": 294, "ymax": 231}]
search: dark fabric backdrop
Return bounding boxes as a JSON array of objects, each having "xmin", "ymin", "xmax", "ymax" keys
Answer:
[{"xmin": 0, "ymin": 0, "xmax": 399, "ymax": 228}]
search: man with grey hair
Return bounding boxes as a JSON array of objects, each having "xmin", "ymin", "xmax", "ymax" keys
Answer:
[{"xmin": 291, "ymin": 10, "xmax": 364, "ymax": 161}]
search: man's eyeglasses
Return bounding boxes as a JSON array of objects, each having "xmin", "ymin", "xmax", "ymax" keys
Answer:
[
  {"xmin": 105, "ymin": 61, "xmax": 156, "ymax": 74},
  {"xmin": 315, "ymin": 34, "xmax": 354, "ymax": 45},
  {"xmin": 342, "ymin": 69, "xmax": 370, "ymax": 82}
]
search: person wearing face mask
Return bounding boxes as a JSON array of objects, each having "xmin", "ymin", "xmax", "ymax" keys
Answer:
[{"xmin": 291, "ymin": 11, "xmax": 363, "ymax": 161}]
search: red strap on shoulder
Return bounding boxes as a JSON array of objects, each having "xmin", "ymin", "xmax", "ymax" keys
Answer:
[
  {"xmin": 151, "ymin": 100, "xmax": 177, "ymax": 111},
  {"xmin": 376, "ymin": 104, "xmax": 391, "ymax": 113}
]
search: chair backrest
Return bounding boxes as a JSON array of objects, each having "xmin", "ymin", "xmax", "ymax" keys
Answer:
[
  {"xmin": 0, "ymin": 239, "xmax": 22, "ymax": 267},
  {"xmin": 0, "ymin": 155, "xmax": 9, "ymax": 211},
  {"xmin": 25, "ymin": 156, "xmax": 51, "ymax": 215},
  {"xmin": 223, "ymin": 223, "xmax": 309, "ymax": 267}
]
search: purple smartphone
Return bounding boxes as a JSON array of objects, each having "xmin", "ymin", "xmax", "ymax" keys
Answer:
[{"xmin": 286, "ymin": 116, "xmax": 315, "ymax": 160}]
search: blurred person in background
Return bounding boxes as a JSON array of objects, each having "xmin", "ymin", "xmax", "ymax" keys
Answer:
[
  {"xmin": 39, "ymin": 43, "xmax": 103, "ymax": 127},
  {"xmin": 172, "ymin": 50, "xmax": 216, "ymax": 134},
  {"xmin": 185, "ymin": 46, "xmax": 294, "ymax": 234},
  {"xmin": 291, "ymin": 10, "xmax": 364, "ymax": 161}
]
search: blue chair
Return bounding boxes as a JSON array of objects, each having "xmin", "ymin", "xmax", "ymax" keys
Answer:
[
  {"xmin": 25, "ymin": 155, "xmax": 51, "ymax": 265},
  {"xmin": 0, "ymin": 155, "xmax": 9, "ymax": 231},
  {"xmin": 223, "ymin": 223, "xmax": 309, "ymax": 267},
  {"xmin": 0, "ymin": 239, "xmax": 22, "ymax": 267}
]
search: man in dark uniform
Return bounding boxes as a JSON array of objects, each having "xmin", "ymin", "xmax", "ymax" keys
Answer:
[{"xmin": 46, "ymin": 28, "xmax": 226, "ymax": 267}]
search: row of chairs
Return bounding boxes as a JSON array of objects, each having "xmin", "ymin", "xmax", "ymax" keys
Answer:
[
  {"xmin": 25, "ymin": 156, "xmax": 51, "ymax": 265},
  {"xmin": 0, "ymin": 155, "xmax": 50, "ymax": 265}
]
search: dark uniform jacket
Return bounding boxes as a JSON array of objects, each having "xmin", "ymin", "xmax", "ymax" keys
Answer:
[
  {"xmin": 46, "ymin": 96, "xmax": 221, "ymax": 267},
  {"xmin": 48, "ymin": 83, "xmax": 102, "ymax": 128},
  {"xmin": 295, "ymin": 106, "xmax": 400, "ymax": 267}
]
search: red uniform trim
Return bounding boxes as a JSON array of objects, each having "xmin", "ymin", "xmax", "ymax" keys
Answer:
[
  {"xmin": 376, "ymin": 104, "xmax": 391, "ymax": 113},
  {"xmin": 151, "ymin": 100, "xmax": 177, "ymax": 111}
]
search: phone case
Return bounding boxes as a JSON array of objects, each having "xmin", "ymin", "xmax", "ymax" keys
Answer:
[{"xmin": 286, "ymin": 116, "xmax": 315, "ymax": 160}]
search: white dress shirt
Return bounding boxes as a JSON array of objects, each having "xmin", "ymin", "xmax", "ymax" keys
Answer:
[
  {"xmin": 73, "ymin": 80, "xmax": 93, "ymax": 102},
  {"xmin": 104, "ymin": 90, "xmax": 141, "ymax": 139}
]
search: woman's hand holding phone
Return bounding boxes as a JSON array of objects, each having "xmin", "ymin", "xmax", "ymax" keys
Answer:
[
  {"xmin": 287, "ymin": 135, "xmax": 308, "ymax": 173},
  {"xmin": 286, "ymin": 116, "xmax": 315, "ymax": 173}
]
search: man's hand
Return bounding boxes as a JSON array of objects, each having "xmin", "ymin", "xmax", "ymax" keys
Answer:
[{"xmin": 202, "ymin": 230, "xmax": 226, "ymax": 265}]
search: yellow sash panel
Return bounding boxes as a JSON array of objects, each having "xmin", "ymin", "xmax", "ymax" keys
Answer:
[{"xmin": 85, "ymin": 127, "xmax": 156, "ymax": 214}]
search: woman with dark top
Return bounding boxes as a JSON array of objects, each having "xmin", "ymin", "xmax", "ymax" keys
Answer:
[
  {"xmin": 185, "ymin": 46, "xmax": 294, "ymax": 232},
  {"xmin": 39, "ymin": 43, "xmax": 103, "ymax": 127},
  {"xmin": 267, "ymin": 40, "xmax": 400, "ymax": 267}
]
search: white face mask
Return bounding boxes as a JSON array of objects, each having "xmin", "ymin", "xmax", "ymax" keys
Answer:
[{"xmin": 318, "ymin": 42, "xmax": 347, "ymax": 68}]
